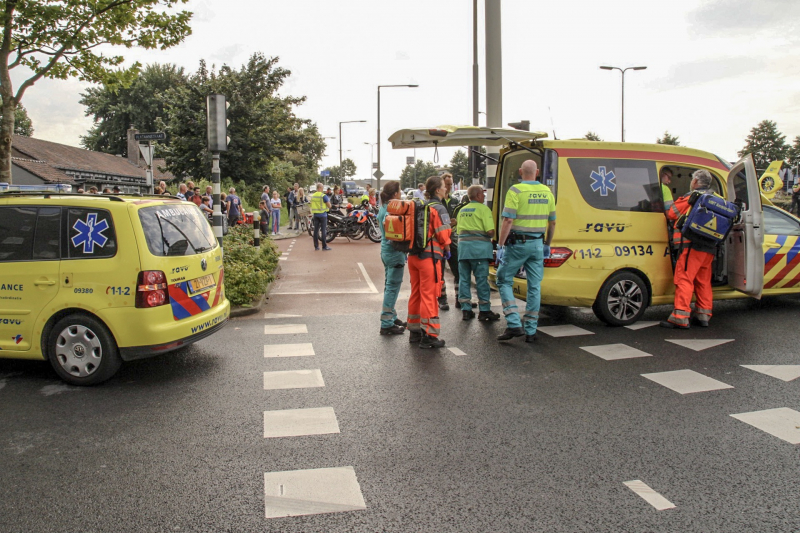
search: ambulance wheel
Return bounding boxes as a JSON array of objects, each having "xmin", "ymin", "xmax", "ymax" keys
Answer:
[
  {"xmin": 592, "ymin": 271, "xmax": 649, "ymax": 326},
  {"xmin": 47, "ymin": 314, "xmax": 121, "ymax": 386}
]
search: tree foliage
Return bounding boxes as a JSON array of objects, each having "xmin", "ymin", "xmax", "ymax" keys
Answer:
[
  {"xmin": 156, "ymin": 53, "xmax": 325, "ymax": 187},
  {"xmin": 80, "ymin": 63, "xmax": 186, "ymax": 155},
  {"xmin": 584, "ymin": 131, "xmax": 602, "ymax": 141},
  {"xmin": 0, "ymin": 0, "xmax": 192, "ymax": 182},
  {"xmin": 738, "ymin": 120, "xmax": 789, "ymax": 171},
  {"xmin": 0, "ymin": 99, "xmax": 33, "ymax": 136},
  {"xmin": 656, "ymin": 131, "xmax": 680, "ymax": 146},
  {"xmin": 322, "ymin": 158, "xmax": 356, "ymax": 182},
  {"xmin": 448, "ymin": 149, "xmax": 469, "ymax": 184},
  {"xmin": 399, "ymin": 160, "xmax": 438, "ymax": 190},
  {"xmin": 787, "ymin": 136, "xmax": 800, "ymax": 167}
]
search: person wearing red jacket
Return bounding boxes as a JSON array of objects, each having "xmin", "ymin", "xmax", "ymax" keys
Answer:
[
  {"xmin": 661, "ymin": 169, "xmax": 717, "ymax": 329},
  {"xmin": 408, "ymin": 175, "xmax": 452, "ymax": 349}
]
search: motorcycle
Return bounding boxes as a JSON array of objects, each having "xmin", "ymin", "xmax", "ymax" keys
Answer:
[
  {"xmin": 348, "ymin": 202, "xmax": 381, "ymax": 243},
  {"xmin": 322, "ymin": 202, "xmax": 381, "ymax": 243}
]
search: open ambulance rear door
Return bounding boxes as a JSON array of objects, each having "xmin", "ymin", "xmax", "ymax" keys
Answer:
[{"xmin": 726, "ymin": 154, "xmax": 764, "ymax": 298}]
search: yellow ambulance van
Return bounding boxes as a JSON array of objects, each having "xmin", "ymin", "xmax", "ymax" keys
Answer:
[
  {"xmin": 390, "ymin": 126, "xmax": 776, "ymax": 326},
  {"xmin": 0, "ymin": 192, "xmax": 229, "ymax": 385}
]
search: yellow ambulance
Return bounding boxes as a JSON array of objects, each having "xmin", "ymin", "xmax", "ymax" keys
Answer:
[
  {"xmin": 389, "ymin": 126, "xmax": 783, "ymax": 325},
  {"xmin": 0, "ymin": 192, "xmax": 229, "ymax": 385}
]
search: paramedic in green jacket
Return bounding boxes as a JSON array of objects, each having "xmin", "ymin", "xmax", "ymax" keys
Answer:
[
  {"xmin": 457, "ymin": 185, "xmax": 501, "ymax": 322},
  {"xmin": 376, "ymin": 181, "xmax": 407, "ymax": 335},
  {"xmin": 495, "ymin": 160, "xmax": 556, "ymax": 343}
]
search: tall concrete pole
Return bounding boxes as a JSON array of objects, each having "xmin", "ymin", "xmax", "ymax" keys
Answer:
[
  {"xmin": 485, "ymin": 0, "xmax": 502, "ymax": 201},
  {"xmin": 472, "ymin": 0, "xmax": 480, "ymax": 185}
]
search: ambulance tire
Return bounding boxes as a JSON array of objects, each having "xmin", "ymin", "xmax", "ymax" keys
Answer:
[
  {"xmin": 47, "ymin": 314, "xmax": 122, "ymax": 386},
  {"xmin": 592, "ymin": 271, "xmax": 649, "ymax": 326}
]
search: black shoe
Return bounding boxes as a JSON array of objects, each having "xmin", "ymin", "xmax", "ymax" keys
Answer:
[
  {"xmin": 471, "ymin": 302, "xmax": 478, "ymax": 308},
  {"xmin": 322, "ymin": 247, "xmax": 332, "ymax": 251},
  {"xmin": 419, "ymin": 334, "xmax": 445, "ymax": 349},
  {"xmin": 691, "ymin": 317, "xmax": 709, "ymax": 327},
  {"xmin": 439, "ymin": 302, "xmax": 450, "ymax": 311},
  {"xmin": 478, "ymin": 310, "xmax": 501, "ymax": 322},
  {"xmin": 462, "ymin": 310, "xmax": 475, "ymax": 321},
  {"xmin": 380, "ymin": 325, "xmax": 406, "ymax": 335},
  {"xmin": 659, "ymin": 320, "xmax": 689, "ymax": 330},
  {"xmin": 394, "ymin": 318, "xmax": 407, "ymax": 328},
  {"xmin": 497, "ymin": 327, "xmax": 525, "ymax": 341},
  {"xmin": 525, "ymin": 334, "xmax": 537, "ymax": 343},
  {"xmin": 408, "ymin": 330, "xmax": 422, "ymax": 343}
]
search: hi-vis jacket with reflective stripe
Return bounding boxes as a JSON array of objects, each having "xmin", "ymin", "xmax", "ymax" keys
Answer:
[
  {"xmin": 311, "ymin": 191, "xmax": 329, "ymax": 214},
  {"xmin": 413, "ymin": 200, "xmax": 451, "ymax": 260},
  {"xmin": 501, "ymin": 181, "xmax": 555, "ymax": 235},
  {"xmin": 457, "ymin": 201, "xmax": 494, "ymax": 260}
]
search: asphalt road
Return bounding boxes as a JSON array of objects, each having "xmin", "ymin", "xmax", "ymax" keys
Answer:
[{"xmin": 2, "ymin": 234, "xmax": 800, "ymax": 532}]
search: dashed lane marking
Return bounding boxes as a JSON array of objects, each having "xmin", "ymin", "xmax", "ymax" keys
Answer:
[
  {"xmin": 264, "ymin": 343, "xmax": 314, "ymax": 357},
  {"xmin": 537, "ymin": 325, "xmax": 594, "ymax": 337},
  {"xmin": 623, "ymin": 480, "xmax": 676, "ymax": 510},
  {"xmin": 730, "ymin": 407, "xmax": 800, "ymax": 444},
  {"xmin": 624, "ymin": 321, "xmax": 659, "ymax": 330},
  {"xmin": 264, "ymin": 466, "xmax": 367, "ymax": 518},
  {"xmin": 264, "ymin": 324, "xmax": 308, "ymax": 335},
  {"xmin": 448, "ymin": 347, "xmax": 466, "ymax": 356},
  {"xmin": 264, "ymin": 313, "xmax": 302, "ymax": 319},
  {"xmin": 665, "ymin": 339, "xmax": 734, "ymax": 351},
  {"xmin": 741, "ymin": 365, "xmax": 800, "ymax": 382},
  {"xmin": 263, "ymin": 369, "xmax": 325, "ymax": 390},
  {"xmin": 580, "ymin": 343, "xmax": 652, "ymax": 361},
  {"xmin": 263, "ymin": 407, "xmax": 340, "ymax": 438},
  {"xmin": 642, "ymin": 369, "xmax": 734, "ymax": 395},
  {"xmin": 279, "ymin": 257, "xmax": 288, "ymax": 261}
]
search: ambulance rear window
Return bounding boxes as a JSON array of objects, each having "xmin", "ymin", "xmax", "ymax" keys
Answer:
[
  {"xmin": 139, "ymin": 204, "xmax": 216, "ymax": 257},
  {"xmin": 568, "ymin": 158, "xmax": 660, "ymax": 212}
]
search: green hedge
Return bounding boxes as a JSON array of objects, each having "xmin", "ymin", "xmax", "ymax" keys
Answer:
[{"xmin": 223, "ymin": 225, "xmax": 280, "ymax": 306}]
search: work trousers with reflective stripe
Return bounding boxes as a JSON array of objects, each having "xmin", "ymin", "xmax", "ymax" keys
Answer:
[
  {"xmin": 496, "ymin": 239, "xmax": 544, "ymax": 335},
  {"xmin": 458, "ymin": 259, "xmax": 491, "ymax": 312},
  {"xmin": 408, "ymin": 254, "xmax": 443, "ymax": 337},
  {"xmin": 669, "ymin": 248, "xmax": 713, "ymax": 326},
  {"xmin": 381, "ymin": 249, "xmax": 406, "ymax": 328}
]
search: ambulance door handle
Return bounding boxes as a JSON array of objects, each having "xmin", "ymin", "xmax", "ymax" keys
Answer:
[
  {"xmin": 767, "ymin": 244, "xmax": 781, "ymax": 248},
  {"xmin": 34, "ymin": 280, "xmax": 56, "ymax": 286}
]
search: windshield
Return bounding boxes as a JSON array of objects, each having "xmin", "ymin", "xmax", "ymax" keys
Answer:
[{"xmin": 138, "ymin": 204, "xmax": 217, "ymax": 257}]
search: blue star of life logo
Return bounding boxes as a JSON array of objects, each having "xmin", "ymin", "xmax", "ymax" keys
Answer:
[
  {"xmin": 589, "ymin": 166, "xmax": 616, "ymax": 196},
  {"xmin": 71, "ymin": 213, "xmax": 109, "ymax": 253}
]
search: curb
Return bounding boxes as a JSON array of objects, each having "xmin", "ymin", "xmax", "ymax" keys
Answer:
[{"xmin": 229, "ymin": 263, "xmax": 282, "ymax": 318}]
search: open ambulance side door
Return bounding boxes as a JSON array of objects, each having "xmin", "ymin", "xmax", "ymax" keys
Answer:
[{"xmin": 725, "ymin": 154, "xmax": 764, "ymax": 298}]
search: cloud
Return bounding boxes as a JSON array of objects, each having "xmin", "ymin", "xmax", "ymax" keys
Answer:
[
  {"xmin": 646, "ymin": 56, "xmax": 764, "ymax": 89},
  {"xmin": 689, "ymin": 0, "xmax": 800, "ymax": 35},
  {"xmin": 395, "ymin": 51, "xmax": 410, "ymax": 60}
]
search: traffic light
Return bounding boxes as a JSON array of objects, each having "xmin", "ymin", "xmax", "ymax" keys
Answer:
[
  {"xmin": 207, "ymin": 94, "xmax": 230, "ymax": 152},
  {"xmin": 507, "ymin": 120, "xmax": 530, "ymax": 131}
]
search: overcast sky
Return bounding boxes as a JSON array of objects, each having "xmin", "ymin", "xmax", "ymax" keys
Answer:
[{"xmin": 15, "ymin": 0, "xmax": 800, "ymax": 180}]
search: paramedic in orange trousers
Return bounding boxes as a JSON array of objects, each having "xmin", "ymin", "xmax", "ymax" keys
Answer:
[
  {"xmin": 660, "ymin": 169, "xmax": 716, "ymax": 329},
  {"xmin": 408, "ymin": 175, "xmax": 452, "ymax": 349}
]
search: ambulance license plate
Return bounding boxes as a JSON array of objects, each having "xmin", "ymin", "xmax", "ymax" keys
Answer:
[{"xmin": 189, "ymin": 274, "xmax": 215, "ymax": 293}]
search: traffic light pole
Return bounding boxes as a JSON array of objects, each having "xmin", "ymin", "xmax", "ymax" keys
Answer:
[
  {"xmin": 211, "ymin": 152, "xmax": 222, "ymax": 248},
  {"xmin": 207, "ymin": 94, "xmax": 228, "ymax": 248}
]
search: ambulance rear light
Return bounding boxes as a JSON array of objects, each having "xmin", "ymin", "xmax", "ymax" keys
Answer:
[
  {"xmin": 136, "ymin": 270, "xmax": 170, "ymax": 308},
  {"xmin": 544, "ymin": 247, "xmax": 572, "ymax": 267}
]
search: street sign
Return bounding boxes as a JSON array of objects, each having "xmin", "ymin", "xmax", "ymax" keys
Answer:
[
  {"xmin": 134, "ymin": 132, "xmax": 166, "ymax": 141},
  {"xmin": 406, "ymin": 157, "xmax": 415, "ymax": 165},
  {"xmin": 372, "ymin": 162, "xmax": 378, "ymax": 170},
  {"xmin": 373, "ymin": 170, "xmax": 384, "ymax": 179},
  {"xmin": 138, "ymin": 144, "xmax": 154, "ymax": 166},
  {"xmin": 321, "ymin": 170, "xmax": 330, "ymax": 177}
]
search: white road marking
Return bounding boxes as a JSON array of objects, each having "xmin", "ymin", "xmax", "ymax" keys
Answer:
[
  {"xmin": 580, "ymin": 343, "xmax": 652, "ymax": 361},
  {"xmin": 448, "ymin": 347, "xmax": 466, "ymax": 356},
  {"xmin": 357, "ymin": 262, "xmax": 379, "ymax": 294},
  {"xmin": 665, "ymin": 339, "xmax": 734, "ymax": 351},
  {"xmin": 730, "ymin": 407, "xmax": 800, "ymax": 444},
  {"xmin": 264, "ymin": 313, "xmax": 302, "ymax": 319},
  {"xmin": 263, "ymin": 407, "xmax": 340, "ymax": 438},
  {"xmin": 263, "ymin": 369, "xmax": 325, "ymax": 390},
  {"xmin": 624, "ymin": 321, "xmax": 659, "ymax": 330},
  {"xmin": 537, "ymin": 325, "xmax": 594, "ymax": 337},
  {"xmin": 282, "ymin": 252, "xmax": 290, "ymax": 256},
  {"xmin": 264, "ymin": 466, "xmax": 366, "ymax": 518},
  {"xmin": 623, "ymin": 480, "xmax": 676, "ymax": 510},
  {"xmin": 741, "ymin": 365, "xmax": 800, "ymax": 382},
  {"xmin": 642, "ymin": 369, "xmax": 734, "ymax": 395},
  {"xmin": 264, "ymin": 343, "xmax": 315, "ymax": 357},
  {"xmin": 40, "ymin": 384, "xmax": 82, "ymax": 396},
  {"xmin": 291, "ymin": 240, "xmax": 297, "ymax": 243},
  {"xmin": 279, "ymin": 257, "xmax": 288, "ymax": 261},
  {"xmin": 264, "ymin": 324, "xmax": 308, "ymax": 335}
]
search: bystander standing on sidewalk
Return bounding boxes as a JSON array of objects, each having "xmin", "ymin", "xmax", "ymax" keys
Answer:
[{"xmin": 270, "ymin": 191, "xmax": 282, "ymax": 235}]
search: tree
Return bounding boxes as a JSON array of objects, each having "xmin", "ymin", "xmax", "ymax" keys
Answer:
[
  {"xmin": 80, "ymin": 63, "xmax": 186, "ymax": 155},
  {"xmin": 0, "ymin": 99, "xmax": 33, "ymax": 136},
  {"xmin": 584, "ymin": 131, "xmax": 602, "ymax": 141},
  {"xmin": 0, "ymin": 0, "xmax": 192, "ymax": 183},
  {"xmin": 738, "ymin": 120, "xmax": 789, "ymax": 171},
  {"xmin": 656, "ymin": 131, "xmax": 680, "ymax": 146},
  {"xmin": 399, "ymin": 160, "xmax": 438, "ymax": 190},
  {"xmin": 787, "ymin": 136, "xmax": 800, "ymax": 168},
  {"xmin": 157, "ymin": 54, "xmax": 325, "ymax": 186},
  {"xmin": 340, "ymin": 158, "xmax": 357, "ymax": 179},
  {"xmin": 448, "ymin": 149, "xmax": 469, "ymax": 184}
]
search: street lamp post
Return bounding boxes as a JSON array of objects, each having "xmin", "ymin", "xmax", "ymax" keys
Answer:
[
  {"xmin": 377, "ymin": 84, "xmax": 418, "ymax": 193},
  {"xmin": 599, "ymin": 65, "xmax": 647, "ymax": 142},
  {"xmin": 364, "ymin": 142, "xmax": 376, "ymax": 188},
  {"xmin": 339, "ymin": 120, "xmax": 366, "ymax": 183}
]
